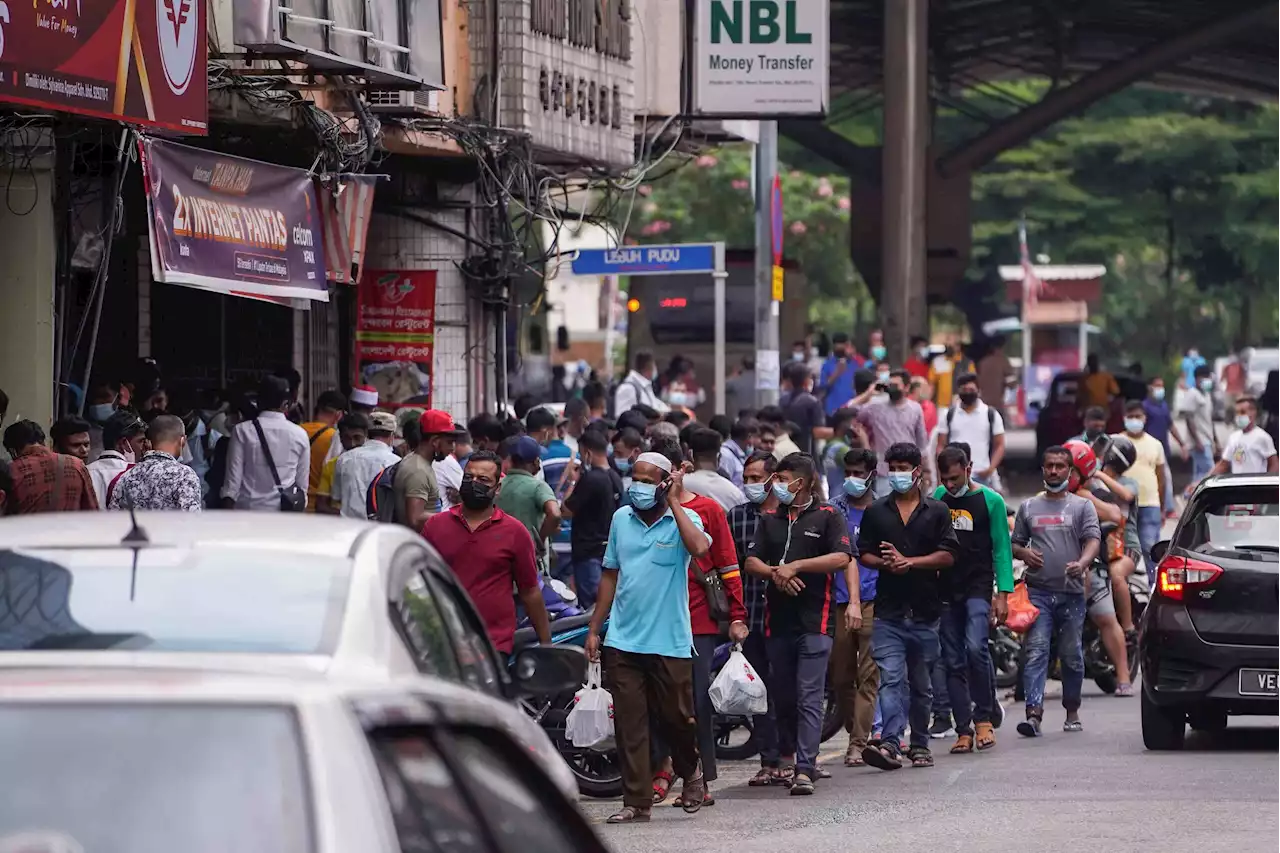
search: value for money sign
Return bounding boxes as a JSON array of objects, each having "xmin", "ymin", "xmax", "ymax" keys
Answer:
[
  {"xmin": 692, "ymin": 0, "xmax": 828, "ymax": 116},
  {"xmin": 140, "ymin": 138, "xmax": 328, "ymax": 302},
  {"xmin": 0, "ymin": 0, "xmax": 207, "ymax": 132},
  {"xmin": 354, "ymin": 270, "xmax": 437, "ymax": 409}
]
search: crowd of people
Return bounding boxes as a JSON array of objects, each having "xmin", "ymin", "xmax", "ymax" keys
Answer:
[{"xmin": 0, "ymin": 335, "xmax": 1275, "ymax": 823}]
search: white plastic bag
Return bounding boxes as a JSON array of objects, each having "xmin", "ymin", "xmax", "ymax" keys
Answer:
[
  {"xmin": 709, "ymin": 645, "xmax": 768, "ymax": 716},
  {"xmin": 565, "ymin": 661, "xmax": 615, "ymax": 749}
]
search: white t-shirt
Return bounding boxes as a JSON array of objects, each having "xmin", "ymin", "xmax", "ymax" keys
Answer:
[
  {"xmin": 1176, "ymin": 387, "xmax": 1215, "ymax": 450},
  {"xmin": 1223, "ymin": 428, "xmax": 1277, "ymax": 474},
  {"xmin": 433, "ymin": 454, "xmax": 464, "ymax": 510},
  {"xmin": 939, "ymin": 401, "xmax": 1006, "ymax": 473}
]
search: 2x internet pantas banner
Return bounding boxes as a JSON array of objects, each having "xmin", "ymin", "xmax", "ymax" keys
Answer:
[{"xmin": 140, "ymin": 138, "xmax": 329, "ymax": 302}]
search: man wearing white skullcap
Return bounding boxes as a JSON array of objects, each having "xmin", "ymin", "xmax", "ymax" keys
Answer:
[
  {"xmin": 585, "ymin": 451, "xmax": 712, "ymax": 823},
  {"xmin": 350, "ymin": 385, "xmax": 379, "ymax": 412}
]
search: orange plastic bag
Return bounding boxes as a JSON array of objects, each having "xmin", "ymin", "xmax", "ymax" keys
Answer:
[{"xmin": 1005, "ymin": 582, "xmax": 1040, "ymax": 633}]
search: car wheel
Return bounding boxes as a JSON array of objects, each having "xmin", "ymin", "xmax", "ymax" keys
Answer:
[
  {"xmin": 1188, "ymin": 710, "xmax": 1228, "ymax": 732},
  {"xmin": 1141, "ymin": 689, "xmax": 1186, "ymax": 750}
]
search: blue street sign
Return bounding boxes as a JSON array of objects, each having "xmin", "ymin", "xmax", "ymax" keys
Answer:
[{"xmin": 571, "ymin": 244, "xmax": 717, "ymax": 276}]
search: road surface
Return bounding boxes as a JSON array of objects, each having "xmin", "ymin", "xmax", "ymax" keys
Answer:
[{"xmin": 580, "ymin": 684, "xmax": 1279, "ymax": 853}]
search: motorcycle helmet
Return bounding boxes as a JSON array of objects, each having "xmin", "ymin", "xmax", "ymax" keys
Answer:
[
  {"xmin": 1063, "ymin": 438, "xmax": 1098, "ymax": 491},
  {"xmin": 1103, "ymin": 434, "xmax": 1137, "ymax": 474}
]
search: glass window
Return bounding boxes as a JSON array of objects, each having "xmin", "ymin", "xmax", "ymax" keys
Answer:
[
  {"xmin": 0, "ymin": 704, "xmax": 312, "ymax": 853},
  {"xmin": 449, "ymin": 732, "xmax": 582, "ymax": 853},
  {"xmin": 392, "ymin": 570, "xmax": 462, "ymax": 680},
  {"xmin": 425, "ymin": 574, "xmax": 502, "ymax": 695},
  {"xmin": 369, "ymin": 732, "xmax": 486, "ymax": 853},
  {"xmin": 1177, "ymin": 489, "xmax": 1280, "ymax": 556},
  {"xmin": 0, "ymin": 547, "xmax": 350, "ymax": 653}
]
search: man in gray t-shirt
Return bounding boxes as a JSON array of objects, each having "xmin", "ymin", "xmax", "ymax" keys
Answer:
[{"xmin": 1010, "ymin": 446, "xmax": 1102, "ymax": 737}]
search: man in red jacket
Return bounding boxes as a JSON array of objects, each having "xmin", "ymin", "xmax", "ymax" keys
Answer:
[{"xmin": 647, "ymin": 439, "xmax": 747, "ymax": 808}]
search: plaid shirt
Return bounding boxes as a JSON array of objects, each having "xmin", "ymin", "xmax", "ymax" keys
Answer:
[
  {"xmin": 727, "ymin": 501, "xmax": 768, "ymax": 634},
  {"xmin": 9, "ymin": 446, "xmax": 98, "ymax": 514}
]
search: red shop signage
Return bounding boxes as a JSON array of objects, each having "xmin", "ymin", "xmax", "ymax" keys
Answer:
[
  {"xmin": 355, "ymin": 269, "xmax": 436, "ymax": 409},
  {"xmin": 0, "ymin": 0, "xmax": 207, "ymax": 133}
]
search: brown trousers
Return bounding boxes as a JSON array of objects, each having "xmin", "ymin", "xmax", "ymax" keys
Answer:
[
  {"xmin": 831, "ymin": 601, "xmax": 879, "ymax": 748},
  {"xmin": 603, "ymin": 647, "xmax": 700, "ymax": 809}
]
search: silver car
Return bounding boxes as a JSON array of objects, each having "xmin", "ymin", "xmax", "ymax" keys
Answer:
[
  {"xmin": 0, "ymin": 511, "xmax": 581, "ymax": 798},
  {"xmin": 0, "ymin": 666, "xmax": 606, "ymax": 853}
]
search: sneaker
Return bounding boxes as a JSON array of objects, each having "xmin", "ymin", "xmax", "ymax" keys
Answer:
[
  {"xmin": 1016, "ymin": 717, "xmax": 1042, "ymax": 738},
  {"xmin": 928, "ymin": 716, "xmax": 955, "ymax": 739}
]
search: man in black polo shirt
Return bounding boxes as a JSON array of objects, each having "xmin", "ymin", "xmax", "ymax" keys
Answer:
[
  {"xmin": 561, "ymin": 428, "xmax": 622, "ymax": 609},
  {"xmin": 856, "ymin": 442, "xmax": 959, "ymax": 771},
  {"xmin": 745, "ymin": 452, "xmax": 853, "ymax": 795}
]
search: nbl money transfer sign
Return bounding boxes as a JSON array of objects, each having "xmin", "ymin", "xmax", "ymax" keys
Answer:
[
  {"xmin": 140, "ymin": 137, "xmax": 329, "ymax": 302},
  {"xmin": 0, "ymin": 0, "xmax": 207, "ymax": 132}
]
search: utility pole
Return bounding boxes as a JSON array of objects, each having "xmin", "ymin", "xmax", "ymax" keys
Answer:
[{"xmin": 754, "ymin": 121, "xmax": 780, "ymax": 407}]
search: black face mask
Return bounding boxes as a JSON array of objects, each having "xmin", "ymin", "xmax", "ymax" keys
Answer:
[
  {"xmin": 959, "ymin": 391, "xmax": 979, "ymax": 406},
  {"xmin": 888, "ymin": 387, "xmax": 904, "ymax": 403},
  {"xmin": 459, "ymin": 476, "xmax": 496, "ymax": 510}
]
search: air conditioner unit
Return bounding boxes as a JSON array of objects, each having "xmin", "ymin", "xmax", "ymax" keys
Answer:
[{"xmin": 364, "ymin": 89, "xmax": 440, "ymax": 116}]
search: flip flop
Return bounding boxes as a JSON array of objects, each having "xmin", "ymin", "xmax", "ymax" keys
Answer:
[
  {"xmin": 861, "ymin": 743, "xmax": 903, "ymax": 771},
  {"xmin": 607, "ymin": 806, "xmax": 651, "ymax": 824}
]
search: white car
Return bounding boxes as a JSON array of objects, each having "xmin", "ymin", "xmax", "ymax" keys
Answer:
[
  {"xmin": 0, "ymin": 666, "xmax": 606, "ymax": 853},
  {"xmin": 0, "ymin": 511, "xmax": 581, "ymax": 799}
]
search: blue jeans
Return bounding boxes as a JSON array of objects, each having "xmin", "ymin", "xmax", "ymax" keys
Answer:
[
  {"xmin": 766, "ymin": 633, "xmax": 833, "ymax": 778},
  {"xmin": 931, "ymin": 658, "xmax": 950, "ymax": 720},
  {"xmin": 1190, "ymin": 444, "xmax": 1214, "ymax": 482},
  {"xmin": 939, "ymin": 598, "xmax": 997, "ymax": 733},
  {"xmin": 1022, "ymin": 588, "xmax": 1086, "ymax": 715},
  {"xmin": 1136, "ymin": 506, "xmax": 1163, "ymax": 576},
  {"xmin": 872, "ymin": 617, "xmax": 940, "ymax": 750},
  {"xmin": 572, "ymin": 557, "xmax": 603, "ymax": 610},
  {"xmin": 741, "ymin": 631, "xmax": 780, "ymax": 767}
]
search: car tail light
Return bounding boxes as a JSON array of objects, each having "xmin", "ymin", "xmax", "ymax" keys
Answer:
[{"xmin": 1156, "ymin": 555, "xmax": 1224, "ymax": 601}]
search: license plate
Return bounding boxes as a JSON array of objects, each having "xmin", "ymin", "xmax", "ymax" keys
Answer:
[{"xmin": 1238, "ymin": 669, "xmax": 1279, "ymax": 697}]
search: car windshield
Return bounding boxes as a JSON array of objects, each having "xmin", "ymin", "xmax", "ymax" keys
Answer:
[
  {"xmin": 0, "ymin": 704, "xmax": 312, "ymax": 853},
  {"xmin": 0, "ymin": 547, "xmax": 351, "ymax": 653},
  {"xmin": 1178, "ymin": 491, "xmax": 1280, "ymax": 556}
]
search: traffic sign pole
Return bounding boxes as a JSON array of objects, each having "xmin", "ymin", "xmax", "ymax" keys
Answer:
[
  {"xmin": 713, "ymin": 242, "xmax": 728, "ymax": 415},
  {"xmin": 754, "ymin": 121, "xmax": 780, "ymax": 406}
]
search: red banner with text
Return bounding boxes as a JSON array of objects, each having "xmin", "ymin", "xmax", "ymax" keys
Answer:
[{"xmin": 355, "ymin": 269, "xmax": 436, "ymax": 409}]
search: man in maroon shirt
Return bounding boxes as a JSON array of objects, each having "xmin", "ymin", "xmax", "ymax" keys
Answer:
[{"xmin": 421, "ymin": 450, "xmax": 552, "ymax": 657}]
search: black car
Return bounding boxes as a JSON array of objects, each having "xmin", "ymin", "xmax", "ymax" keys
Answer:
[{"xmin": 1140, "ymin": 474, "xmax": 1280, "ymax": 749}]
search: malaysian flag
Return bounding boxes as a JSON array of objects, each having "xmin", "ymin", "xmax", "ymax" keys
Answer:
[
  {"xmin": 318, "ymin": 175, "xmax": 378, "ymax": 285},
  {"xmin": 1018, "ymin": 217, "xmax": 1043, "ymax": 308}
]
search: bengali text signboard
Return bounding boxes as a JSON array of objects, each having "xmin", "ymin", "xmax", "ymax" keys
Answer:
[{"xmin": 355, "ymin": 269, "xmax": 437, "ymax": 409}]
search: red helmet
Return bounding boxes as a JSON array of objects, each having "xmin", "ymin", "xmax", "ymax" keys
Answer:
[{"xmin": 1062, "ymin": 439, "xmax": 1097, "ymax": 491}]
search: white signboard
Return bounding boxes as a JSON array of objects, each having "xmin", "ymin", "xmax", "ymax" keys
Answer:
[{"xmin": 692, "ymin": 0, "xmax": 829, "ymax": 116}]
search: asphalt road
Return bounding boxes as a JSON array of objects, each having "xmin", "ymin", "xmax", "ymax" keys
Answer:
[{"xmin": 580, "ymin": 685, "xmax": 1279, "ymax": 853}]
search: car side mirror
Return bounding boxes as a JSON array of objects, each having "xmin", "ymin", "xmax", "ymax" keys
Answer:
[
  {"xmin": 510, "ymin": 645, "xmax": 587, "ymax": 696},
  {"xmin": 1150, "ymin": 540, "xmax": 1170, "ymax": 565}
]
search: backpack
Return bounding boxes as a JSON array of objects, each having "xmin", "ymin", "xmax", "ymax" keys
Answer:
[
  {"xmin": 945, "ymin": 404, "xmax": 996, "ymax": 441},
  {"xmin": 366, "ymin": 460, "xmax": 401, "ymax": 522}
]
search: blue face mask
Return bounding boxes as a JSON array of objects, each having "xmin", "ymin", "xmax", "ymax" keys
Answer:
[
  {"xmin": 1123, "ymin": 418, "xmax": 1145, "ymax": 434},
  {"xmin": 615, "ymin": 458, "xmax": 633, "ymax": 475},
  {"xmin": 871, "ymin": 345, "xmax": 887, "ymax": 361},
  {"xmin": 1044, "ymin": 479, "xmax": 1070, "ymax": 493},
  {"xmin": 1151, "ymin": 387, "xmax": 1165, "ymax": 401},
  {"xmin": 1199, "ymin": 379, "xmax": 1214, "ymax": 392},
  {"xmin": 88, "ymin": 403, "xmax": 115, "ymax": 422},
  {"xmin": 772, "ymin": 481, "xmax": 797, "ymax": 506},
  {"xmin": 946, "ymin": 481, "xmax": 970, "ymax": 498},
  {"xmin": 744, "ymin": 482, "xmax": 769, "ymax": 504},
  {"xmin": 843, "ymin": 476, "xmax": 869, "ymax": 498},
  {"xmin": 628, "ymin": 482, "xmax": 659, "ymax": 510},
  {"xmin": 887, "ymin": 471, "xmax": 916, "ymax": 494}
]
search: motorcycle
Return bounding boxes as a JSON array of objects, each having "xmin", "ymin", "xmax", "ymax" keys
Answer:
[
  {"xmin": 711, "ymin": 640, "xmax": 844, "ymax": 762},
  {"xmin": 512, "ymin": 581, "xmax": 623, "ymax": 799}
]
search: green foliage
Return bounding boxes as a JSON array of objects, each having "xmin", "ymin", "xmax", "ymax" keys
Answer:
[{"xmin": 624, "ymin": 147, "xmax": 870, "ymax": 302}]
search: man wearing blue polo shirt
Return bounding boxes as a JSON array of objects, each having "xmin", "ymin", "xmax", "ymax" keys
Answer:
[
  {"xmin": 586, "ymin": 453, "xmax": 711, "ymax": 825},
  {"xmin": 819, "ymin": 333, "xmax": 860, "ymax": 416}
]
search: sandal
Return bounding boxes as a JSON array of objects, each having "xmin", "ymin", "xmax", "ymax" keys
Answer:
[
  {"xmin": 816, "ymin": 766, "xmax": 831, "ymax": 780},
  {"xmin": 607, "ymin": 806, "xmax": 651, "ymax": 824},
  {"xmin": 672, "ymin": 787, "xmax": 715, "ymax": 807},
  {"xmin": 679, "ymin": 774, "xmax": 707, "ymax": 813},
  {"xmin": 790, "ymin": 773, "xmax": 816, "ymax": 795},
  {"xmin": 749, "ymin": 767, "xmax": 776, "ymax": 786},
  {"xmin": 950, "ymin": 733, "xmax": 974, "ymax": 754},
  {"xmin": 908, "ymin": 747, "xmax": 935, "ymax": 768},
  {"xmin": 844, "ymin": 743, "xmax": 866, "ymax": 767},
  {"xmin": 773, "ymin": 765, "xmax": 796, "ymax": 787},
  {"xmin": 975, "ymin": 722, "xmax": 996, "ymax": 751},
  {"xmin": 1063, "ymin": 719, "xmax": 1083, "ymax": 732},
  {"xmin": 1116, "ymin": 683, "xmax": 1134, "ymax": 697},
  {"xmin": 651, "ymin": 770, "xmax": 673, "ymax": 803},
  {"xmin": 861, "ymin": 742, "xmax": 903, "ymax": 771}
]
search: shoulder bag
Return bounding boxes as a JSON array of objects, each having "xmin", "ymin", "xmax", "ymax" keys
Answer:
[{"xmin": 253, "ymin": 418, "xmax": 306, "ymax": 512}]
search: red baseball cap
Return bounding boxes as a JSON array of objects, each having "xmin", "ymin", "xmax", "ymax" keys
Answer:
[{"xmin": 419, "ymin": 409, "xmax": 466, "ymax": 436}]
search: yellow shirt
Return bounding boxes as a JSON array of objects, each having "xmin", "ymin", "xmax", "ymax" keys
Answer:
[
  {"xmin": 930, "ymin": 355, "xmax": 974, "ymax": 406},
  {"xmin": 1080, "ymin": 372, "xmax": 1120, "ymax": 411},
  {"xmin": 1117, "ymin": 431, "xmax": 1166, "ymax": 509},
  {"xmin": 316, "ymin": 457, "xmax": 340, "ymax": 510}
]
